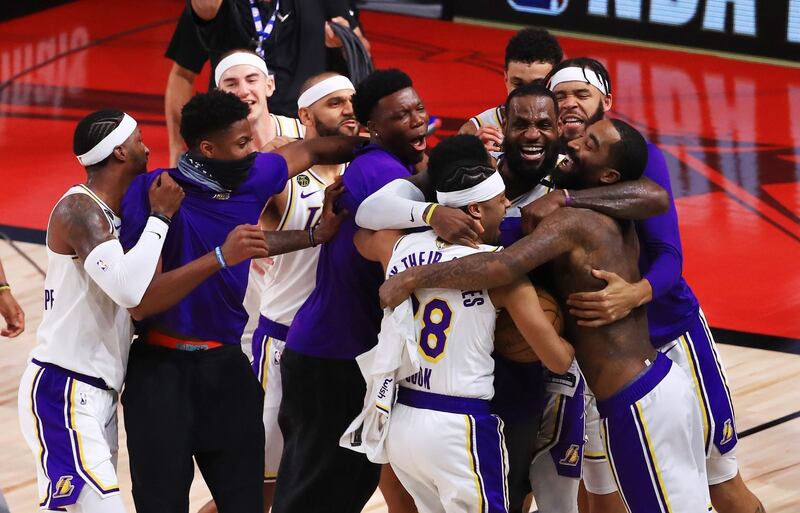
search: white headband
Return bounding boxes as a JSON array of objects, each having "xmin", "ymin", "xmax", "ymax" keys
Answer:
[
  {"xmin": 547, "ymin": 67, "xmax": 609, "ymax": 96},
  {"xmin": 76, "ymin": 113, "xmax": 137, "ymax": 167},
  {"xmin": 436, "ymin": 171, "xmax": 506, "ymax": 208},
  {"xmin": 215, "ymin": 52, "xmax": 270, "ymax": 87},
  {"xmin": 297, "ymin": 75, "xmax": 355, "ymax": 109}
]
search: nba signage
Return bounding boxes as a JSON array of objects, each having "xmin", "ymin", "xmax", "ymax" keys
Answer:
[{"xmin": 450, "ymin": 0, "xmax": 798, "ymax": 61}]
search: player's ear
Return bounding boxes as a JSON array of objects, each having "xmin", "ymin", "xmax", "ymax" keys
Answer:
[
  {"xmin": 466, "ymin": 203, "xmax": 481, "ymax": 219},
  {"xmin": 297, "ymin": 107, "xmax": 313, "ymax": 128},
  {"xmin": 600, "ymin": 168, "xmax": 621, "ymax": 185},
  {"xmin": 602, "ymin": 93, "xmax": 613, "ymax": 113},
  {"xmin": 265, "ymin": 76, "xmax": 276, "ymax": 98},
  {"xmin": 199, "ymin": 140, "xmax": 215, "ymax": 158},
  {"xmin": 111, "ymin": 145, "xmax": 127, "ymax": 162}
]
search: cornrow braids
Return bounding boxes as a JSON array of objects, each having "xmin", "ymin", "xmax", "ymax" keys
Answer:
[{"xmin": 73, "ymin": 110, "xmax": 125, "ymax": 169}]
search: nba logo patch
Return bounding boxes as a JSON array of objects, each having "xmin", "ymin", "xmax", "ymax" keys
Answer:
[
  {"xmin": 507, "ymin": 0, "xmax": 568, "ymax": 16},
  {"xmin": 53, "ymin": 476, "xmax": 75, "ymax": 498},
  {"xmin": 559, "ymin": 444, "xmax": 581, "ymax": 466},
  {"xmin": 297, "ymin": 175, "xmax": 310, "ymax": 187}
]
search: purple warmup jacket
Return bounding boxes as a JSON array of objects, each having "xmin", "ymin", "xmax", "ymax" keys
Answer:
[
  {"xmin": 287, "ymin": 144, "xmax": 413, "ymax": 360},
  {"xmin": 120, "ymin": 153, "xmax": 289, "ymax": 344}
]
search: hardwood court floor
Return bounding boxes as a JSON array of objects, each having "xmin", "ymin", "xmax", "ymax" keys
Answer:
[{"xmin": 2, "ymin": 241, "xmax": 798, "ymax": 512}]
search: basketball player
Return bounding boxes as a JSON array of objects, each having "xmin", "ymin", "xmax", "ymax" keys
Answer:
[
  {"xmin": 274, "ymin": 69, "xmax": 428, "ymax": 513},
  {"xmin": 458, "ymin": 27, "xmax": 563, "ymax": 153},
  {"xmin": 0, "ymin": 256, "xmax": 24, "ymax": 337},
  {"xmin": 356, "ymin": 84, "xmax": 669, "ymax": 513},
  {"xmin": 197, "ymin": 72, "xmax": 356, "ymax": 513},
  {"xmin": 215, "ymin": 49, "xmax": 306, "ymax": 146},
  {"xmin": 213, "ymin": 49, "xmax": 306, "ymax": 354},
  {"xmin": 17, "ymin": 110, "xmax": 268, "ymax": 513},
  {"xmin": 536, "ymin": 57, "xmax": 765, "ymax": 513},
  {"xmin": 381, "ymin": 119, "xmax": 712, "ymax": 513},
  {"xmin": 119, "ymin": 90, "xmax": 360, "ymax": 513},
  {"xmin": 355, "ymin": 135, "xmax": 574, "ymax": 513}
]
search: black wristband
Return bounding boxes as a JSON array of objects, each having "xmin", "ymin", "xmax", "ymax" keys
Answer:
[
  {"xmin": 308, "ymin": 225, "xmax": 317, "ymax": 247},
  {"xmin": 150, "ymin": 212, "xmax": 172, "ymax": 225}
]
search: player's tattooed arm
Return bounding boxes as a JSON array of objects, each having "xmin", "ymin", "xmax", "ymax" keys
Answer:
[
  {"xmin": 49, "ymin": 194, "xmax": 115, "ymax": 260},
  {"xmin": 262, "ymin": 177, "xmax": 347, "ymax": 255},
  {"xmin": 274, "ymin": 136, "xmax": 366, "ymax": 178},
  {"xmin": 380, "ymin": 209, "xmax": 581, "ymax": 308},
  {"xmin": 567, "ymin": 176, "xmax": 668, "ymax": 220}
]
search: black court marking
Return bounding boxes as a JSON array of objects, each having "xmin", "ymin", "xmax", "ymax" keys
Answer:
[
  {"xmin": 739, "ymin": 410, "xmax": 800, "ymax": 439},
  {"xmin": 712, "ymin": 327, "xmax": 800, "ymax": 356},
  {"xmin": 0, "ymin": 225, "xmax": 46, "ymax": 245}
]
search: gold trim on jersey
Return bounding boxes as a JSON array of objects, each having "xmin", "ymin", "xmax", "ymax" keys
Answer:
[{"xmin": 276, "ymin": 179, "xmax": 296, "ymax": 232}]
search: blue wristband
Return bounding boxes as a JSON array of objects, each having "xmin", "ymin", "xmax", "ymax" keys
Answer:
[{"xmin": 214, "ymin": 246, "xmax": 228, "ymax": 269}]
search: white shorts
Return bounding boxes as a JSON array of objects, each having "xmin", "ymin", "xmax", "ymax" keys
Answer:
[
  {"xmin": 18, "ymin": 361, "xmax": 121, "ymax": 510},
  {"xmin": 583, "ymin": 311, "xmax": 739, "ymax": 494},
  {"xmin": 251, "ymin": 316, "xmax": 287, "ymax": 482},
  {"xmin": 599, "ymin": 353, "xmax": 710, "ymax": 513},
  {"xmin": 386, "ymin": 389, "xmax": 509, "ymax": 513},
  {"xmin": 529, "ymin": 390, "xmax": 581, "ymax": 513}
]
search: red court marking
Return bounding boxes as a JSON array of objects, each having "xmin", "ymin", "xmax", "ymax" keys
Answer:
[
  {"xmin": 661, "ymin": 146, "xmax": 800, "ymax": 241},
  {"xmin": 677, "ymin": 192, "xmax": 800, "ymax": 339},
  {"xmin": 763, "ymin": 183, "xmax": 800, "ymax": 218}
]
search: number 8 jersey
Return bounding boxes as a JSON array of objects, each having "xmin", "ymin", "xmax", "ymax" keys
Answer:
[{"xmin": 386, "ymin": 230, "xmax": 502, "ymax": 400}]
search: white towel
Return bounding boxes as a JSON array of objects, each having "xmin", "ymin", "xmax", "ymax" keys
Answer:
[
  {"xmin": 340, "ymin": 299, "xmax": 419, "ymax": 463},
  {"xmin": 544, "ymin": 359, "xmax": 581, "ymax": 397}
]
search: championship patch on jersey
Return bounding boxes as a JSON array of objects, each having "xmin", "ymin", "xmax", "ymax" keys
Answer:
[{"xmin": 296, "ymin": 175, "xmax": 310, "ymax": 187}]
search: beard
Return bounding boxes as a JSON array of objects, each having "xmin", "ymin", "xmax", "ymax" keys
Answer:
[
  {"xmin": 502, "ymin": 139, "xmax": 559, "ymax": 184},
  {"xmin": 552, "ymin": 145, "xmax": 586, "ymax": 190},
  {"xmin": 314, "ymin": 116, "xmax": 356, "ymax": 137}
]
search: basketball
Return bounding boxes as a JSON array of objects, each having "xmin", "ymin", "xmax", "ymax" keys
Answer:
[{"xmin": 494, "ymin": 289, "xmax": 563, "ymax": 363}]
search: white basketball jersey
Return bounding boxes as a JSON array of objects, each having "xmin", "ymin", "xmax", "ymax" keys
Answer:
[
  {"xmin": 387, "ymin": 231, "xmax": 501, "ymax": 400},
  {"xmin": 504, "ymin": 169, "xmax": 557, "ymax": 218},
  {"xmin": 258, "ymin": 166, "xmax": 345, "ymax": 325},
  {"xmin": 469, "ymin": 105, "xmax": 505, "ymax": 129},
  {"xmin": 31, "ymin": 185, "xmax": 133, "ymax": 391},
  {"xmin": 271, "ymin": 114, "xmax": 306, "ymax": 139}
]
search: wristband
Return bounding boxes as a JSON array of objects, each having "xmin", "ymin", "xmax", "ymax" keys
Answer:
[
  {"xmin": 0, "ymin": 283, "xmax": 9, "ymax": 293},
  {"xmin": 308, "ymin": 225, "xmax": 317, "ymax": 247},
  {"xmin": 214, "ymin": 246, "xmax": 228, "ymax": 269},
  {"xmin": 423, "ymin": 203, "xmax": 439, "ymax": 225},
  {"xmin": 563, "ymin": 189, "xmax": 572, "ymax": 207},
  {"xmin": 150, "ymin": 212, "xmax": 172, "ymax": 225}
]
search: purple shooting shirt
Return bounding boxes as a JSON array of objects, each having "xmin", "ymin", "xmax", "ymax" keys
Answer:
[
  {"xmin": 120, "ymin": 153, "xmax": 289, "ymax": 344},
  {"xmin": 287, "ymin": 144, "xmax": 413, "ymax": 360},
  {"xmin": 636, "ymin": 143, "xmax": 699, "ymax": 347}
]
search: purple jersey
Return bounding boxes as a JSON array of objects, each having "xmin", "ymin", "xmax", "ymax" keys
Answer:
[
  {"xmin": 287, "ymin": 145, "xmax": 413, "ymax": 359},
  {"xmin": 120, "ymin": 153, "xmax": 289, "ymax": 344}
]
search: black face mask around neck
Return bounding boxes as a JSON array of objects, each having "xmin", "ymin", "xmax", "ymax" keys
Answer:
[{"xmin": 178, "ymin": 151, "xmax": 258, "ymax": 192}]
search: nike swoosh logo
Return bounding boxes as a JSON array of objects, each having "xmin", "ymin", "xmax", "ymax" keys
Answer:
[
  {"xmin": 300, "ymin": 190, "xmax": 321, "ymax": 199},
  {"xmin": 410, "ymin": 209, "xmax": 415, "ymax": 223},
  {"xmin": 146, "ymin": 230, "xmax": 162, "ymax": 240},
  {"xmin": 277, "ymin": 11, "xmax": 290, "ymax": 22}
]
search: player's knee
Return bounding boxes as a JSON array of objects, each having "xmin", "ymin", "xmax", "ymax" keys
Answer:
[{"xmin": 587, "ymin": 490, "xmax": 627, "ymax": 513}]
